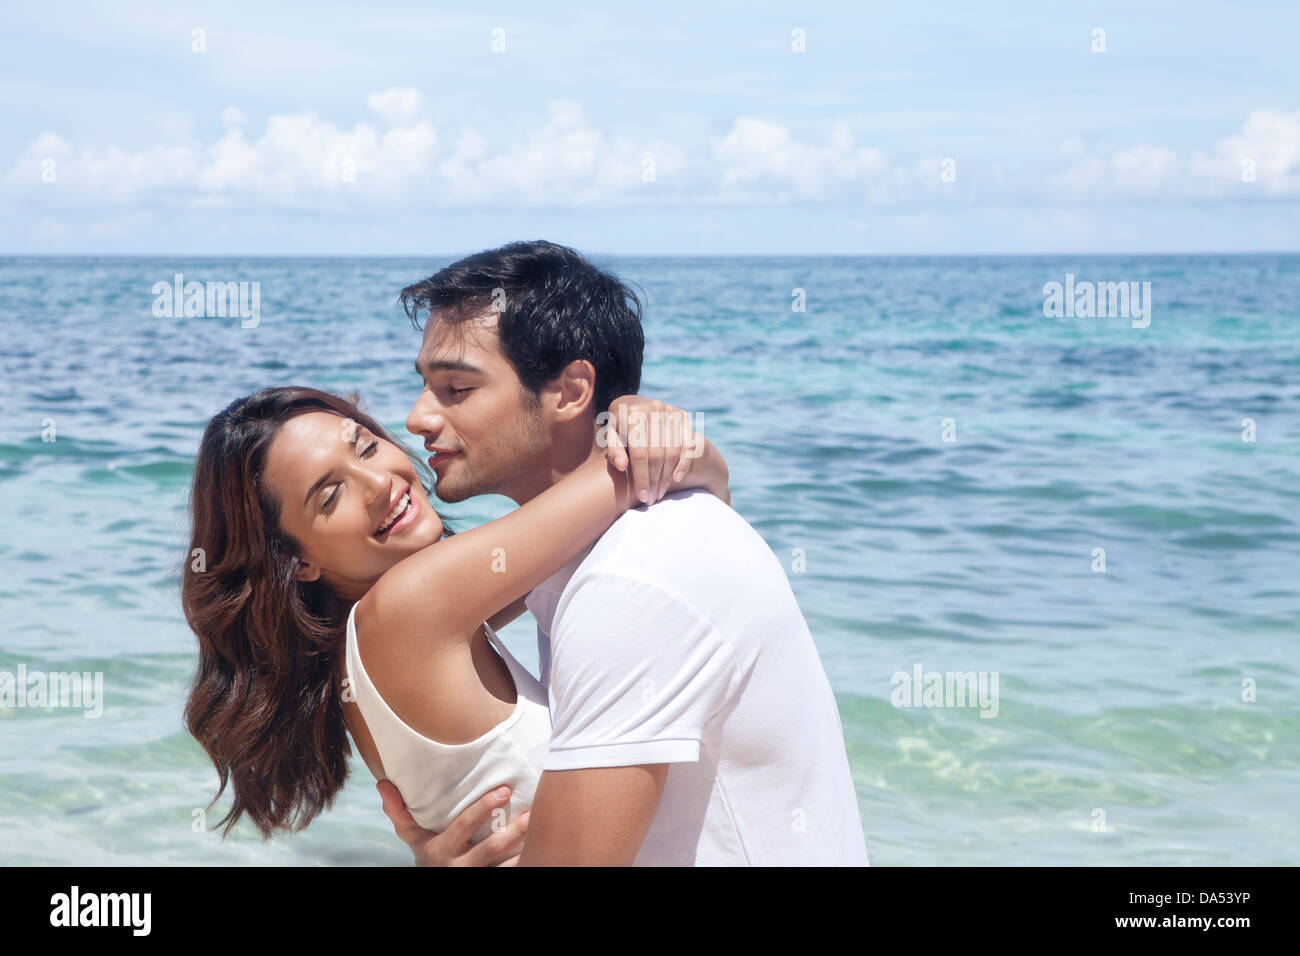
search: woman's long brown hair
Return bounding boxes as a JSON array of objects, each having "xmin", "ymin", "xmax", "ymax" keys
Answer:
[{"xmin": 181, "ymin": 386, "xmax": 443, "ymax": 839}]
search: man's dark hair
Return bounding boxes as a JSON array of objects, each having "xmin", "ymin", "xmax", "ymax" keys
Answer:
[{"xmin": 399, "ymin": 240, "xmax": 644, "ymax": 415}]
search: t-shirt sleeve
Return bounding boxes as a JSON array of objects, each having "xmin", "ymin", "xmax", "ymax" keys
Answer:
[{"xmin": 542, "ymin": 572, "xmax": 736, "ymax": 771}]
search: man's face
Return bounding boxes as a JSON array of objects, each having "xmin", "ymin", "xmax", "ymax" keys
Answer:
[{"xmin": 407, "ymin": 310, "xmax": 551, "ymax": 503}]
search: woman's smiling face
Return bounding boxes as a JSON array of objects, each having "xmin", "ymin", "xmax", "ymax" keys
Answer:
[{"xmin": 261, "ymin": 410, "xmax": 443, "ymax": 600}]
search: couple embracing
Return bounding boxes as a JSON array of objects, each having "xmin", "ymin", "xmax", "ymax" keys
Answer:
[{"xmin": 182, "ymin": 240, "xmax": 869, "ymax": 866}]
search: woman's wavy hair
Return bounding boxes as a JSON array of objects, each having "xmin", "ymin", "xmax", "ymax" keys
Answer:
[{"xmin": 181, "ymin": 386, "xmax": 446, "ymax": 839}]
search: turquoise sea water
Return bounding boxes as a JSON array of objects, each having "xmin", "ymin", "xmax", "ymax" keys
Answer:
[{"xmin": 1, "ymin": 254, "xmax": 1297, "ymax": 865}]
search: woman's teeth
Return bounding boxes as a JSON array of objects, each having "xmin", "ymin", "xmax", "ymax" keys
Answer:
[{"xmin": 376, "ymin": 492, "xmax": 411, "ymax": 535}]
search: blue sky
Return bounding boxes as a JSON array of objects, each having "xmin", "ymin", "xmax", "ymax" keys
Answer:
[{"xmin": 2, "ymin": 0, "xmax": 1298, "ymax": 254}]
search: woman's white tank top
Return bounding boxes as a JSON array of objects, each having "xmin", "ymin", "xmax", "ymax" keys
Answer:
[{"xmin": 343, "ymin": 602, "xmax": 552, "ymax": 844}]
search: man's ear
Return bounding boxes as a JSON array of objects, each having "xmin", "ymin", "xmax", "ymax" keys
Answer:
[
  {"xmin": 295, "ymin": 558, "xmax": 322, "ymax": 583},
  {"xmin": 551, "ymin": 359, "xmax": 597, "ymax": 421}
]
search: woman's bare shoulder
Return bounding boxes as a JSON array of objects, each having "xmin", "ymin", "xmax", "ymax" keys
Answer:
[{"xmin": 351, "ymin": 593, "xmax": 514, "ymax": 748}]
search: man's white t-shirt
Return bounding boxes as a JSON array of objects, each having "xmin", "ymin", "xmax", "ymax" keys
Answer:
[{"xmin": 524, "ymin": 489, "xmax": 869, "ymax": 866}]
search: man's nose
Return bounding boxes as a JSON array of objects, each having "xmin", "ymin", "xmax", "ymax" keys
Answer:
[{"xmin": 406, "ymin": 391, "xmax": 445, "ymax": 441}]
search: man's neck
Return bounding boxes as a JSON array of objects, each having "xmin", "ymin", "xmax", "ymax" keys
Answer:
[{"xmin": 506, "ymin": 425, "xmax": 602, "ymax": 505}]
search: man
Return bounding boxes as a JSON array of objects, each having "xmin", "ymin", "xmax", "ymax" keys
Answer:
[{"xmin": 379, "ymin": 240, "xmax": 868, "ymax": 865}]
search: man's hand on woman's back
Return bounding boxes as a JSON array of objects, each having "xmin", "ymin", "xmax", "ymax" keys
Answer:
[{"xmin": 377, "ymin": 780, "xmax": 529, "ymax": 866}]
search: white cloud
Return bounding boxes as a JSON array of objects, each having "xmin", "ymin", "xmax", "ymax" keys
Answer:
[
  {"xmin": 1190, "ymin": 108, "xmax": 1300, "ymax": 197},
  {"xmin": 29, "ymin": 132, "xmax": 72, "ymax": 160},
  {"xmin": 710, "ymin": 117, "xmax": 891, "ymax": 201},
  {"xmin": 441, "ymin": 100, "xmax": 686, "ymax": 207},
  {"xmin": 1109, "ymin": 145, "xmax": 1181, "ymax": 196},
  {"xmin": 5, "ymin": 97, "xmax": 683, "ymax": 211},
  {"xmin": 6, "ymin": 101, "xmax": 1299, "ymax": 217},
  {"xmin": 195, "ymin": 110, "xmax": 439, "ymax": 202},
  {"xmin": 1053, "ymin": 111, "xmax": 1300, "ymax": 201},
  {"xmin": 7, "ymin": 136, "xmax": 201, "ymax": 204},
  {"xmin": 367, "ymin": 87, "xmax": 424, "ymax": 126}
]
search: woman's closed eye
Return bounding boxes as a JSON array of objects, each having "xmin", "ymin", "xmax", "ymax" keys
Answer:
[{"xmin": 321, "ymin": 440, "xmax": 379, "ymax": 512}]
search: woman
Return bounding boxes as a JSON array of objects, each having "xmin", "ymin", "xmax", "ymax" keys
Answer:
[{"xmin": 181, "ymin": 385, "xmax": 728, "ymax": 859}]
